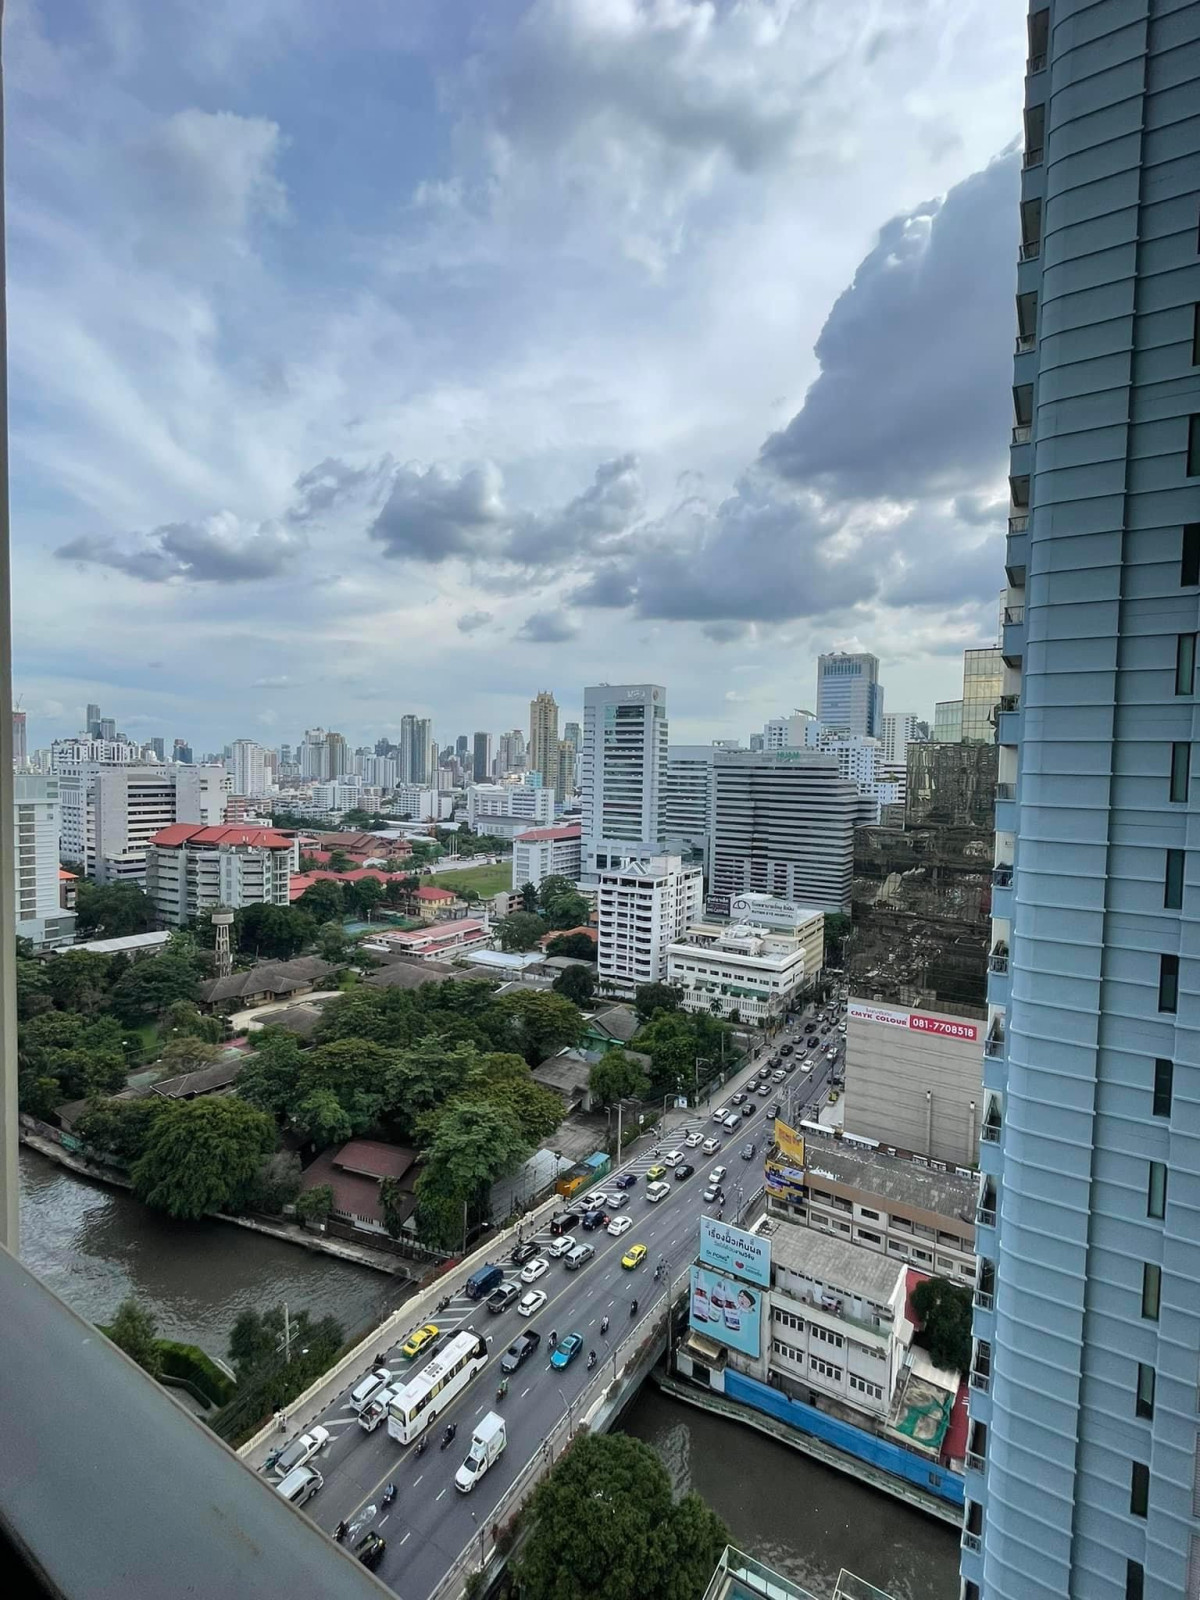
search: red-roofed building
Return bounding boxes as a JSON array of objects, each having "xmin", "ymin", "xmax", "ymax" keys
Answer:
[
  {"xmin": 412, "ymin": 884, "xmax": 462, "ymax": 922},
  {"xmin": 512, "ymin": 822, "xmax": 582, "ymax": 892},
  {"xmin": 288, "ymin": 867, "xmax": 423, "ymax": 903},
  {"xmin": 58, "ymin": 868, "xmax": 78, "ymax": 912},
  {"xmin": 146, "ymin": 824, "xmax": 298, "ymax": 927},
  {"xmin": 298, "ymin": 1139, "xmax": 421, "ymax": 1236},
  {"xmin": 362, "ymin": 920, "xmax": 490, "ymax": 962}
]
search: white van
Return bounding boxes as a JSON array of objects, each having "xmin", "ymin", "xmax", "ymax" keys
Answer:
[
  {"xmin": 276, "ymin": 1465, "xmax": 323, "ymax": 1506},
  {"xmin": 723, "ymin": 1114, "xmax": 740, "ymax": 1132},
  {"xmin": 348, "ymin": 1366, "xmax": 392, "ymax": 1414},
  {"xmin": 646, "ymin": 1181, "xmax": 671, "ymax": 1203}
]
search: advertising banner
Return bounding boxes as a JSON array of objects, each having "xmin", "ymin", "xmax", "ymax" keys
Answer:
[
  {"xmin": 699, "ymin": 1217, "xmax": 771, "ymax": 1288},
  {"xmin": 688, "ymin": 1265, "xmax": 763, "ymax": 1358},
  {"xmin": 847, "ymin": 1000, "xmax": 979, "ymax": 1043},
  {"xmin": 764, "ymin": 1158, "xmax": 805, "ymax": 1204},
  {"xmin": 773, "ymin": 1119, "xmax": 805, "ymax": 1167}
]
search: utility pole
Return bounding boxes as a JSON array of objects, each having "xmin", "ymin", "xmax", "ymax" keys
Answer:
[
  {"xmin": 0, "ymin": 19, "xmax": 17, "ymax": 1256},
  {"xmin": 283, "ymin": 1304, "xmax": 291, "ymax": 1363}
]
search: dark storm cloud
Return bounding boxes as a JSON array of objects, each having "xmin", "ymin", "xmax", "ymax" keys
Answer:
[
  {"xmin": 456, "ymin": 609, "xmax": 494, "ymax": 634},
  {"xmin": 289, "ymin": 456, "xmax": 391, "ymax": 522},
  {"xmin": 760, "ymin": 151, "xmax": 1019, "ymax": 501},
  {"xmin": 55, "ymin": 515, "xmax": 304, "ymax": 583},
  {"xmin": 506, "ymin": 454, "xmax": 643, "ymax": 564},
  {"xmin": 515, "ymin": 609, "xmax": 579, "ymax": 643},
  {"xmin": 369, "ymin": 461, "xmax": 507, "ymax": 561}
]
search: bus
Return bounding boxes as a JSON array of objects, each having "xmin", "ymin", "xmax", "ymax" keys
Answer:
[{"xmin": 387, "ymin": 1329, "xmax": 489, "ymax": 1445}]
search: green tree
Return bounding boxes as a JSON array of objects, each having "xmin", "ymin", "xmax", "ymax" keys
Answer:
[
  {"xmin": 327, "ymin": 849, "xmax": 353, "ymax": 873},
  {"xmin": 316, "ymin": 920, "xmax": 351, "ymax": 964},
  {"xmin": 105, "ymin": 1297, "xmax": 162, "ymax": 1379},
  {"xmin": 295, "ymin": 1184, "xmax": 334, "ymax": 1225},
  {"xmin": 162, "ymin": 1000, "xmax": 224, "ymax": 1042},
  {"xmin": 110, "ymin": 955, "xmax": 202, "ymax": 1023},
  {"xmin": 16, "ymin": 949, "xmax": 52, "ymax": 1021},
  {"xmin": 910, "ymin": 1276, "xmax": 973, "ymax": 1374},
  {"xmin": 824, "ymin": 911, "xmax": 852, "ymax": 966},
  {"xmin": 414, "ymin": 1100, "xmax": 530, "ymax": 1248},
  {"xmin": 236, "ymin": 903, "xmax": 315, "ymax": 961},
  {"xmin": 495, "ymin": 989, "xmax": 585, "ymax": 1065},
  {"xmin": 296, "ymin": 878, "xmax": 344, "ymax": 924},
  {"xmin": 132, "ymin": 1098, "xmax": 277, "ymax": 1219},
  {"xmin": 634, "ymin": 981, "xmax": 682, "ymax": 1022},
  {"xmin": 235, "ymin": 1028, "xmax": 304, "ymax": 1118},
  {"xmin": 540, "ymin": 889, "xmax": 590, "ymax": 930},
  {"xmin": 379, "ymin": 1175, "xmax": 409, "ymax": 1238},
  {"xmin": 76, "ymin": 1098, "xmax": 168, "ymax": 1167},
  {"xmin": 552, "ymin": 963, "xmax": 596, "ymax": 1007},
  {"xmin": 157, "ymin": 1037, "xmax": 222, "ymax": 1076},
  {"xmin": 545, "ymin": 931, "xmax": 597, "ymax": 961},
  {"xmin": 345, "ymin": 876, "xmax": 385, "ymax": 920},
  {"xmin": 246, "ymin": 1150, "xmax": 302, "ymax": 1214},
  {"xmin": 588, "ymin": 1050, "xmax": 650, "ymax": 1108},
  {"xmin": 635, "ymin": 1008, "xmax": 730, "ymax": 1097},
  {"xmin": 519, "ymin": 882, "xmax": 539, "ymax": 913},
  {"xmin": 461, "ymin": 1052, "xmax": 563, "ymax": 1145},
  {"xmin": 515, "ymin": 1433, "xmax": 728, "ymax": 1600},
  {"xmin": 44, "ymin": 950, "xmax": 113, "ymax": 1015},
  {"xmin": 293, "ymin": 1088, "xmax": 354, "ymax": 1148},
  {"xmin": 74, "ymin": 880, "xmax": 155, "ymax": 938},
  {"xmin": 494, "ymin": 911, "xmax": 545, "ymax": 952}
]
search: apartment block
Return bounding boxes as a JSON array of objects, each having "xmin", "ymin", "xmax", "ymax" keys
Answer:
[
  {"xmin": 511, "ymin": 824, "xmax": 583, "ymax": 892},
  {"xmin": 581, "ymin": 682, "xmax": 668, "ymax": 880},
  {"xmin": 145, "ymin": 824, "xmax": 297, "ymax": 927},
  {"xmin": 596, "ymin": 853, "xmax": 702, "ymax": 996},
  {"xmin": 13, "ymin": 774, "xmax": 76, "ymax": 949}
]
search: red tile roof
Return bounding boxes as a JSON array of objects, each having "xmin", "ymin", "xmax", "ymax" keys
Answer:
[
  {"xmin": 514, "ymin": 824, "xmax": 583, "ymax": 843},
  {"xmin": 537, "ymin": 923, "xmax": 596, "ymax": 947},
  {"xmin": 151, "ymin": 823, "xmax": 295, "ymax": 849},
  {"xmin": 333, "ymin": 1140, "xmax": 417, "ymax": 1181},
  {"xmin": 413, "ymin": 885, "xmax": 456, "ymax": 900},
  {"xmin": 288, "ymin": 866, "xmax": 418, "ymax": 902}
]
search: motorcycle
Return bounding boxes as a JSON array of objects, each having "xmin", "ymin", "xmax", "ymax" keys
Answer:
[
  {"xmin": 440, "ymin": 1423, "xmax": 457, "ymax": 1451},
  {"xmin": 415, "ymin": 1435, "xmax": 428, "ymax": 1459},
  {"xmin": 600, "ymin": 1316, "xmax": 609, "ymax": 1336},
  {"xmin": 382, "ymin": 1483, "xmax": 397, "ymax": 1508},
  {"xmin": 436, "ymin": 1295, "xmax": 451, "ymax": 1313},
  {"xmin": 587, "ymin": 1351, "xmax": 597, "ymax": 1371},
  {"xmin": 630, "ymin": 1299, "xmax": 638, "ymax": 1317},
  {"xmin": 496, "ymin": 1378, "xmax": 509, "ymax": 1401},
  {"xmin": 334, "ymin": 1522, "xmax": 348, "ymax": 1544}
]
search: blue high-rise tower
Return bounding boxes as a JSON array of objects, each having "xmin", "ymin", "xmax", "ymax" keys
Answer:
[{"xmin": 964, "ymin": 5, "xmax": 1200, "ymax": 1598}]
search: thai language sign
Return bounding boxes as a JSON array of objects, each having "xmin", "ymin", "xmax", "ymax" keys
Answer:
[
  {"xmin": 848, "ymin": 1000, "xmax": 979, "ymax": 1043},
  {"xmin": 698, "ymin": 1216, "xmax": 771, "ymax": 1288},
  {"xmin": 773, "ymin": 1119, "xmax": 805, "ymax": 1167},
  {"xmin": 688, "ymin": 1266, "xmax": 764, "ymax": 1358}
]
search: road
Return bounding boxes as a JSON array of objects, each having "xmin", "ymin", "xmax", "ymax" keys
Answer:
[{"xmin": 273, "ymin": 1000, "xmax": 846, "ymax": 1597}]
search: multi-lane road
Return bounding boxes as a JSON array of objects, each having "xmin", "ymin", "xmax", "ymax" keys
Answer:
[{"xmin": 272, "ymin": 1001, "xmax": 845, "ymax": 1598}]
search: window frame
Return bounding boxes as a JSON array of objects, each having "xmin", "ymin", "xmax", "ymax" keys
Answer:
[
  {"xmin": 1141, "ymin": 1262, "xmax": 1161, "ymax": 1322},
  {"xmin": 1135, "ymin": 1363, "xmax": 1155, "ymax": 1421},
  {"xmin": 1130, "ymin": 1460, "xmax": 1149, "ymax": 1519},
  {"xmin": 1165, "ymin": 848, "xmax": 1185, "ymax": 910},
  {"xmin": 1147, "ymin": 1161, "xmax": 1167, "ymax": 1220},
  {"xmin": 1152, "ymin": 1058, "xmax": 1173, "ymax": 1118},
  {"xmin": 1176, "ymin": 633, "xmax": 1197, "ymax": 696},
  {"xmin": 1170, "ymin": 741, "xmax": 1191, "ymax": 803},
  {"xmin": 1158, "ymin": 953, "xmax": 1179, "ymax": 1014}
]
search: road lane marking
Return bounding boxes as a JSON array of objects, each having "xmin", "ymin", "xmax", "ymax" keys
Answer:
[
  {"xmin": 475, "ymin": 1403, "xmax": 485, "ymax": 1415},
  {"xmin": 400, "ymin": 1531, "xmax": 411, "ymax": 1546},
  {"xmin": 380, "ymin": 1513, "xmax": 390, "ymax": 1526},
  {"xmin": 413, "ymin": 1475, "xmax": 423, "ymax": 1487},
  {"xmin": 520, "ymin": 1386, "xmax": 531, "ymax": 1397},
  {"xmin": 436, "ymin": 1488, "xmax": 447, "ymax": 1501}
]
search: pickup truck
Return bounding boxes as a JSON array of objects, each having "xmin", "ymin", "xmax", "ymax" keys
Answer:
[
  {"xmin": 358, "ymin": 1385, "xmax": 400, "ymax": 1433},
  {"xmin": 455, "ymin": 1412, "xmax": 507, "ymax": 1492}
]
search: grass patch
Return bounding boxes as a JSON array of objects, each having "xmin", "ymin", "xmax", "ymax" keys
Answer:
[{"xmin": 433, "ymin": 862, "xmax": 513, "ymax": 897}]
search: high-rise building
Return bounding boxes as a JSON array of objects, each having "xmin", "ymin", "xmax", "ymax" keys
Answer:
[
  {"xmin": 323, "ymin": 730, "xmax": 349, "ymax": 780},
  {"xmin": 555, "ymin": 738, "xmax": 576, "ymax": 804},
  {"xmin": 662, "ymin": 745, "xmax": 714, "ymax": 871},
  {"xmin": 880, "ymin": 712, "xmax": 919, "ymax": 767},
  {"xmin": 709, "ymin": 749, "xmax": 858, "ymax": 913},
  {"xmin": 85, "ymin": 702, "xmax": 102, "ymax": 738},
  {"xmin": 58, "ymin": 762, "xmax": 229, "ymax": 883},
  {"xmin": 149, "ymin": 737, "xmax": 166, "ymax": 762},
  {"xmin": 816, "ymin": 652, "xmax": 883, "ymax": 738},
  {"xmin": 398, "ymin": 714, "xmax": 434, "ymax": 785},
  {"xmin": 563, "ymin": 721, "xmax": 581, "ymax": 751},
  {"xmin": 961, "ymin": 647, "xmax": 1004, "ymax": 744},
  {"xmin": 11, "ymin": 709, "xmax": 26, "ymax": 769},
  {"xmin": 98, "ymin": 717, "xmax": 117, "ymax": 743},
  {"xmin": 472, "ymin": 731, "xmax": 492, "ymax": 783},
  {"xmin": 596, "ymin": 853, "xmax": 702, "ymax": 996},
  {"xmin": 496, "ymin": 728, "xmax": 526, "ymax": 776},
  {"xmin": 455, "ymin": 734, "xmax": 469, "ymax": 759},
  {"xmin": 528, "ymin": 690, "xmax": 559, "ymax": 791},
  {"xmin": 13, "ymin": 774, "xmax": 75, "ymax": 948},
  {"xmin": 172, "ymin": 738, "xmax": 193, "ymax": 765},
  {"xmin": 300, "ymin": 728, "xmax": 326, "ymax": 780},
  {"xmin": 229, "ymin": 739, "xmax": 269, "ymax": 797},
  {"xmin": 763, "ymin": 710, "xmax": 817, "ymax": 752},
  {"xmin": 146, "ymin": 823, "xmax": 296, "ymax": 928},
  {"xmin": 933, "ymin": 699, "xmax": 964, "ymax": 742},
  {"xmin": 581, "ymin": 683, "xmax": 669, "ymax": 881},
  {"xmin": 963, "ymin": 11, "xmax": 1200, "ymax": 1600}
]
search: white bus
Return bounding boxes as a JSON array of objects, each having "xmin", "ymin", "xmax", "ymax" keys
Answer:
[{"xmin": 387, "ymin": 1329, "xmax": 489, "ymax": 1445}]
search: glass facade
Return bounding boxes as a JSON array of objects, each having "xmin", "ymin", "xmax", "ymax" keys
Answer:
[{"xmin": 961, "ymin": 648, "xmax": 1003, "ymax": 744}]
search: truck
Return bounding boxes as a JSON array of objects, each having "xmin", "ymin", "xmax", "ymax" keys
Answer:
[
  {"xmin": 358, "ymin": 1385, "xmax": 400, "ymax": 1433},
  {"xmin": 454, "ymin": 1412, "xmax": 507, "ymax": 1493}
]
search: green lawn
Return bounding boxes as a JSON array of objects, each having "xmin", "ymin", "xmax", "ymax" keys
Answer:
[{"xmin": 432, "ymin": 861, "xmax": 513, "ymax": 897}]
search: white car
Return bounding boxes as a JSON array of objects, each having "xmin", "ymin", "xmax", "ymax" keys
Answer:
[
  {"xmin": 711, "ymin": 1106, "xmax": 729, "ymax": 1122},
  {"xmin": 606, "ymin": 1193, "xmax": 629, "ymax": 1210},
  {"xmin": 685, "ymin": 1131, "xmax": 703, "ymax": 1147},
  {"xmin": 585, "ymin": 1192, "xmax": 610, "ymax": 1210},
  {"xmin": 520, "ymin": 1257, "xmax": 549, "ymax": 1284},
  {"xmin": 548, "ymin": 1234, "xmax": 576, "ymax": 1258},
  {"xmin": 271, "ymin": 1425, "xmax": 331, "ymax": 1478},
  {"xmin": 517, "ymin": 1289, "xmax": 547, "ymax": 1317},
  {"xmin": 708, "ymin": 1166, "xmax": 728, "ymax": 1186},
  {"xmin": 662, "ymin": 1150, "xmax": 684, "ymax": 1166},
  {"xmin": 607, "ymin": 1215, "xmax": 633, "ymax": 1237},
  {"xmin": 702, "ymin": 1137, "xmax": 721, "ymax": 1155}
]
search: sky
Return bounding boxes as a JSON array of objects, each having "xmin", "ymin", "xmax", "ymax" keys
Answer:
[{"xmin": 8, "ymin": 0, "xmax": 1028, "ymax": 754}]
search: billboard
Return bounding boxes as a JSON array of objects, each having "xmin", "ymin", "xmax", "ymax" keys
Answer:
[
  {"xmin": 764, "ymin": 1157, "xmax": 805, "ymax": 1205},
  {"xmin": 688, "ymin": 1266, "xmax": 763, "ymax": 1358},
  {"xmin": 699, "ymin": 1217, "xmax": 771, "ymax": 1288},
  {"xmin": 773, "ymin": 1119, "xmax": 805, "ymax": 1167},
  {"xmin": 848, "ymin": 1000, "xmax": 979, "ymax": 1043}
]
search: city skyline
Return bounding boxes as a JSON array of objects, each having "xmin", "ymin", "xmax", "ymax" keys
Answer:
[{"xmin": 9, "ymin": 1, "xmax": 1024, "ymax": 750}]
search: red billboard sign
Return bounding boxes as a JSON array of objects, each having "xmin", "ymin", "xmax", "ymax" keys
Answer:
[{"xmin": 848, "ymin": 1000, "xmax": 979, "ymax": 1044}]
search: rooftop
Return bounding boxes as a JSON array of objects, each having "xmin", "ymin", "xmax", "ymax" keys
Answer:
[
  {"xmin": 797, "ymin": 1127, "xmax": 977, "ymax": 1224},
  {"xmin": 413, "ymin": 885, "xmax": 456, "ymax": 900},
  {"xmin": 333, "ymin": 1139, "xmax": 417, "ymax": 1181},
  {"xmin": 71, "ymin": 930, "xmax": 171, "ymax": 956},
  {"xmin": 151, "ymin": 1057, "xmax": 246, "ymax": 1099},
  {"xmin": 150, "ymin": 823, "xmax": 295, "ymax": 849},
  {"xmin": 763, "ymin": 1217, "xmax": 908, "ymax": 1307},
  {"xmin": 513, "ymin": 824, "xmax": 583, "ymax": 843},
  {"xmin": 198, "ymin": 956, "xmax": 334, "ymax": 1004}
]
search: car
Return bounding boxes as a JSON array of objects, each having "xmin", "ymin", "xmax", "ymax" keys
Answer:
[
  {"xmin": 772, "ymin": 1069, "xmax": 786, "ymax": 1082},
  {"xmin": 805, "ymin": 1023, "xmax": 816, "ymax": 1033},
  {"xmin": 584, "ymin": 1192, "xmax": 611, "ymax": 1210},
  {"xmin": 608, "ymin": 1214, "xmax": 633, "ymax": 1237},
  {"xmin": 741, "ymin": 1102, "xmax": 756, "ymax": 1119},
  {"xmin": 645, "ymin": 1164, "xmax": 668, "ymax": 1182},
  {"xmin": 486, "ymin": 1281, "xmax": 521, "ymax": 1314},
  {"xmin": 510, "ymin": 1240, "xmax": 539, "ymax": 1266},
  {"xmin": 518, "ymin": 1289, "xmax": 547, "ymax": 1317},
  {"xmin": 613, "ymin": 1173, "xmax": 637, "ymax": 1190},
  {"xmin": 709, "ymin": 1166, "xmax": 728, "ymax": 1185},
  {"xmin": 548, "ymin": 1234, "xmax": 576, "ymax": 1258},
  {"xmin": 400, "ymin": 1324, "xmax": 439, "ymax": 1360},
  {"xmin": 723, "ymin": 1114, "xmax": 740, "ymax": 1132},
  {"xmin": 702, "ymin": 1186, "xmax": 720, "ymax": 1203},
  {"xmin": 501, "ymin": 1331, "xmax": 542, "ymax": 1374},
  {"xmin": 685, "ymin": 1131, "xmax": 703, "ymax": 1147},
  {"xmin": 549, "ymin": 1210, "xmax": 581, "ymax": 1235},
  {"xmin": 802, "ymin": 1062, "xmax": 813, "ymax": 1075},
  {"xmin": 645, "ymin": 1181, "xmax": 671, "ymax": 1203},
  {"xmin": 662, "ymin": 1150, "xmax": 684, "ymax": 1166},
  {"xmin": 783, "ymin": 1060, "xmax": 796, "ymax": 1074},
  {"xmin": 271, "ymin": 1425, "xmax": 331, "ymax": 1478},
  {"xmin": 711, "ymin": 1106, "xmax": 729, "ymax": 1122},
  {"xmin": 520, "ymin": 1257, "xmax": 549, "ymax": 1284},
  {"xmin": 768, "ymin": 1102, "xmax": 781, "ymax": 1117},
  {"xmin": 550, "ymin": 1332, "xmax": 584, "ymax": 1369},
  {"xmin": 741, "ymin": 1143, "xmax": 756, "ymax": 1160},
  {"xmin": 756, "ymin": 1084, "xmax": 771, "ymax": 1098},
  {"xmin": 674, "ymin": 1163, "xmax": 694, "ymax": 1180},
  {"xmin": 621, "ymin": 1243, "xmax": 648, "ymax": 1270},
  {"xmin": 730, "ymin": 1092, "xmax": 746, "ymax": 1106},
  {"xmin": 354, "ymin": 1532, "xmax": 387, "ymax": 1571},
  {"xmin": 702, "ymin": 1136, "xmax": 720, "ymax": 1155},
  {"xmin": 781, "ymin": 1044, "xmax": 793, "ymax": 1055},
  {"xmin": 606, "ymin": 1192, "xmax": 628, "ymax": 1210},
  {"xmin": 581, "ymin": 1208, "xmax": 609, "ymax": 1231}
]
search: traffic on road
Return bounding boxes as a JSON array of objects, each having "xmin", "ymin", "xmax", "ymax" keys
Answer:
[{"xmin": 262, "ymin": 992, "xmax": 847, "ymax": 1596}]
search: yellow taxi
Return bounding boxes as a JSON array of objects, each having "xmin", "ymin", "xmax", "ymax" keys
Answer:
[
  {"xmin": 400, "ymin": 1323, "xmax": 439, "ymax": 1359},
  {"xmin": 621, "ymin": 1243, "xmax": 648, "ymax": 1271},
  {"xmin": 645, "ymin": 1164, "xmax": 668, "ymax": 1182}
]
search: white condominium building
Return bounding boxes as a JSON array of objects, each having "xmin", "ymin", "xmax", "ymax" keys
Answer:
[
  {"xmin": 763, "ymin": 711, "xmax": 818, "ymax": 752},
  {"xmin": 146, "ymin": 823, "xmax": 297, "ymax": 928},
  {"xmin": 662, "ymin": 745, "xmax": 713, "ymax": 870},
  {"xmin": 229, "ymin": 739, "xmax": 271, "ymax": 797},
  {"xmin": 511, "ymin": 824, "xmax": 583, "ymax": 893},
  {"xmin": 466, "ymin": 782, "xmax": 554, "ymax": 829},
  {"xmin": 13, "ymin": 774, "xmax": 76, "ymax": 949},
  {"xmin": 58, "ymin": 762, "xmax": 230, "ymax": 883},
  {"xmin": 596, "ymin": 853, "xmax": 701, "ymax": 997},
  {"xmin": 581, "ymin": 682, "xmax": 668, "ymax": 881},
  {"xmin": 880, "ymin": 712, "xmax": 919, "ymax": 767},
  {"xmin": 667, "ymin": 921, "xmax": 807, "ymax": 1023}
]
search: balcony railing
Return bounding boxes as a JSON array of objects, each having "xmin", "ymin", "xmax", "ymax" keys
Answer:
[
  {"xmin": 1011, "ymin": 424, "xmax": 1031, "ymax": 445},
  {"xmin": 984, "ymin": 1034, "xmax": 1005, "ymax": 1059},
  {"xmin": 977, "ymin": 1206, "xmax": 996, "ymax": 1228},
  {"xmin": 1027, "ymin": 53, "xmax": 1046, "ymax": 73},
  {"xmin": 975, "ymin": 1289, "xmax": 995, "ymax": 1312},
  {"xmin": 1014, "ymin": 333, "xmax": 1035, "ymax": 353},
  {"xmin": 1008, "ymin": 514, "xmax": 1028, "ymax": 533},
  {"xmin": 1003, "ymin": 605, "xmax": 1025, "ymax": 625},
  {"xmin": 995, "ymin": 782, "xmax": 1016, "ymax": 800},
  {"xmin": 981, "ymin": 1122, "xmax": 1001, "ymax": 1145},
  {"xmin": 1023, "ymin": 147, "xmax": 1043, "ymax": 168},
  {"xmin": 998, "ymin": 694, "xmax": 1020, "ymax": 712},
  {"xmin": 992, "ymin": 866, "xmax": 1013, "ymax": 887},
  {"xmin": 989, "ymin": 953, "xmax": 1010, "ymax": 975},
  {"xmin": 962, "ymin": 1531, "xmax": 983, "ymax": 1554},
  {"xmin": 970, "ymin": 1369, "xmax": 992, "ymax": 1393},
  {"xmin": 1019, "ymin": 239, "xmax": 1041, "ymax": 261},
  {"xmin": 966, "ymin": 1450, "xmax": 986, "ymax": 1474}
]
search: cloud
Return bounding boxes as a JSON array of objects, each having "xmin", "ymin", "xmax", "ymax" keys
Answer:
[
  {"xmin": 369, "ymin": 461, "xmax": 507, "ymax": 562},
  {"xmin": 55, "ymin": 512, "xmax": 305, "ymax": 583},
  {"xmin": 456, "ymin": 609, "xmax": 494, "ymax": 634},
  {"xmin": 250, "ymin": 674, "xmax": 294, "ymax": 688},
  {"xmin": 288, "ymin": 457, "xmax": 391, "ymax": 523},
  {"xmin": 703, "ymin": 621, "xmax": 750, "ymax": 643},
  {"xmin": 126, "ymin": 108, "xmax": 288, "ymax": 253},
  {"xmin": 515, "ymin": 609, "xmax": 579, "ymax": 643},
  {"xmin": 760, "ymin": 152, "xmax": 1019, "ymax": 501},
  {"xmin": 506, "ymin": 454, "xmax": 644, "ymax": 563}
]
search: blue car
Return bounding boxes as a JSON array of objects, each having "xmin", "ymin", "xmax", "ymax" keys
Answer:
[
  {"xmin": 550, "ymin": 1332, "xmax": 584, "ymax": 1369},
  {"xmin": 612, "ymin": 1173, "xmax": 637, "ymax": 1190}
]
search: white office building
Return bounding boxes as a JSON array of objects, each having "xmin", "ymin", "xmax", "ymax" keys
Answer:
[
  {"xmin": 146, "ymin": 823, "xmax": 297, "ymax": 928},
  {"xmin": 667, "ymin": 921, "xmax": 807, "ymax": 1023},
  {"xmin": 709, "ymin": 750, "xmax": 858, "ymax": 913},
  {"xmin": 763, "ymin": 711, "xmax": 818, "ymax": 752},
  {"xmin": 511, "ymin": 824, "xmax": 583, "ymax": 892},
  {"xmin": 805, "ymin": 731, "xmax": 900, "ymax": 821},
  {"xmin": 662, "ymin": 745, "xmax": 714, "ymax": 871},
  {"xmin": 229, "ymin": 739, "xmax": 270, "ymax": 798},
  {"xmin": 466, "ymin": 782, "xmax": 554, "ymax": 829},
  {"xmin": 880, "ymin": 712, "xmax": 919, "ymax": 767},
  {"xmin": 596, "ymin": 853, "xmax": 701, "ymax": 997},
  {"xmin": 581, "ymin": 683, "xmax": 668, "ymax": 881},
  {"xmin": 58, "ymin": 762, "xmax": 229, "ymax": 883},
  {"xmin": 391, "ymin": 784, "xmax": 451, "ymax": 821},
  {"xmin": 13, "ymin": 774, "xmax": 76, "ymax": 949}
]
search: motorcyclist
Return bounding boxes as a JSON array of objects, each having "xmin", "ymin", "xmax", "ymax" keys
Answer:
[
  {"xmin": 549, "ymin": 1329, "xmax": 557, "ymax": 1348},
  {"xmin": 382, "ymin": 1483, "xmax": 397, "ymax": 1506},
  {"xmin": 600, "ymin": 1315, "xmax": 609, "ymax": 1335},
  {"xmin": 630, "ymin": 1298, "xmax": 638, "ymax": 1316},
  {"xmin": 587, "ymin": 1350, "xmax": 597, "ymax": 1369},
  {"xmin": 442, "ymin": 1422, "xmax": 457, "ymax": 1446}
]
